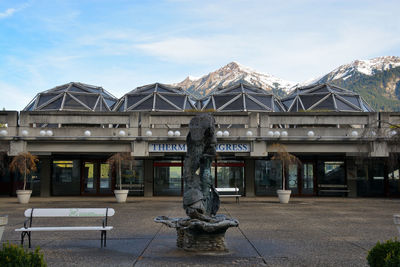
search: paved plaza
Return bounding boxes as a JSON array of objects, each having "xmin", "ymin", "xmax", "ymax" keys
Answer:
[{"xmin": 0, "ymin": 196, "xmax": 399, "ymax": 266}]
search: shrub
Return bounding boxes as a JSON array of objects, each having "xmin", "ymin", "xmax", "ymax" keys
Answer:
[
  {"xmin": 0, "ymin": 242, "xmax": 46, "ymax": 267},
  {"xmin": 367, "ymin": 239, "xmax": 400, "ymax": 267}
]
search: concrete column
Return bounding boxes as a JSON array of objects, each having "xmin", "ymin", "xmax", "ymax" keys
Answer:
[
  {"xmin": 39, "ymin": 156, "xmax": 52, "ymax": 197},
  {"xmin": 245, "ymin": 159, "xmax": 255, "ymax": 197},
  {"xmin": 346, "ymin": 158, "xmax": 357, "ymax": 197},
  {"xmin": 144, "ymin": 159, "xmax": 154, "ymax": 197}
]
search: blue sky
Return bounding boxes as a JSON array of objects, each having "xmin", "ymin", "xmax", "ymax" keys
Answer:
[{"xmin": 0, "ymin": 0, "xmax": 399, "ymax": 110}]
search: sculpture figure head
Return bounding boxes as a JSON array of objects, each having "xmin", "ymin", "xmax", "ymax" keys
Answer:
[{"xmin": 188, "ymin": 113, "xmax": 217, "ymax": 156}]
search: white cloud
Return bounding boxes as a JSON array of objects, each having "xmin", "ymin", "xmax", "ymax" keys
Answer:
[{"xmin": 0, "ymin": 8, "xmax": 16, "ymax": 19}]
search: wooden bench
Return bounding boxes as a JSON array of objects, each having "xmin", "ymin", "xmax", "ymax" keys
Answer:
[
  {"xmin": 15, "ymin": 208, "xmax": 115, "ymax": 248},
  {"xmin": 216, "ymin": 187, "xmax": 241, "ymax": 203}
]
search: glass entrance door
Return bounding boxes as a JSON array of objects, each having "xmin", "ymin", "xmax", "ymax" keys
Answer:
[
  {"xmin": 82, "ymin": 161, "xmax": 112, "ymax": 195},
  {"xmin": 301, "ymin": 162, "xmax": 315, "ymax": 195}
]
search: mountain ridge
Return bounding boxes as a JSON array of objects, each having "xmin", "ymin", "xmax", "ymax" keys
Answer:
[{"xmin": 175, "ymin": 56, "xmax": 400, "ymax": 111}]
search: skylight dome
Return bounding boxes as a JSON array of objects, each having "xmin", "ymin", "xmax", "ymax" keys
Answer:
[
  {"xmin": 199, "ymin": 82, "xmax": 285, "ymax": 112},
  {"xmin": 282, "ymin": 83, "xmax": 374, "ymax": 112},
  {"xmin": 113, "ymin": 83, "xmax": 197, "ymax": 112},
  {"xmin": 23, "ymin": 82, "xmax": 118, "ymax": 111}
]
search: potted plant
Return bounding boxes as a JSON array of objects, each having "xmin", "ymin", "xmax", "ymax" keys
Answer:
[
  {"xmin": 270, "ymin": 143, "xmax": 301, "ymax": 204},
  {"xmin": 9, "ymin": 152, "xmax": 38, "ymax": 204},
  {"xmin": 107, "ymin": 152, "xmax": 133, "ymax": 203}
]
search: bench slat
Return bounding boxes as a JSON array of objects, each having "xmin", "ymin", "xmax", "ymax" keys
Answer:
[
  {"xmin": 16, "ymin": 226, "xmax": 113, "ymax": 232},
  {"xmin": 24, "ymin": 208, "xmax": 115, "ymax": 218}
]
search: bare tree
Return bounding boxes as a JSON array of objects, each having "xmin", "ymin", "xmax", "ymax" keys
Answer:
[
  {"xmin": 9, "ymin": 152, "xmax": 38, "ymax": 190},
  {"xmin": 107, "ymin": 152, "xmax": 133, "ymax": 190},
  {"xmin": 270, "ymin": 143, "xmax": 302, "ymax": 190}
]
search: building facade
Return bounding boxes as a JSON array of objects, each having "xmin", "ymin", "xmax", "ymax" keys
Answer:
[{"xmin": 0, "ymin": 82, "xmax": 399, "ymax": 198}]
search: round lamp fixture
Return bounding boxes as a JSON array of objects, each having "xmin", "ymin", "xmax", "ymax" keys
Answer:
[
  {"xmin": 39, "ymin": 130, "xmax": 46, "ymax": 136},
  {"xmin": 351, "ymin": 131, "xmax": 358, "ymax": 137},
  {"xmin": 174, "ymin": 131, "xmax": 181, "ymax": 137},
  {"xmin": 273, "ymin": 131, "xmax": 280, "ymax": 138},
  {"xmin": 390, "ymin": 130, "xmax": 397, "ymax": 137},
  {"xmin": 281, "ymin": 131, "xmax": 288, "ymax": 137},
  {"xmin": 46, "ymin": 130, "xmax": 53, "ymax": 136},
  {"xmin": 307, "ymin": 131, "xmax": 315, "ymax": 137},
  {"xmin": 223, "ymin": 130, "xmax": 229, "ymax": 137},
  {"xmin": 371, "ymin": 131, "xmax": 377, "ymax": 137},
  {"xmin": 0, "ymin": 129, "xmax": 7, "ymax": 136},
  {"xmin": 118, "ymin": 130, "xmax": 126, "ymax": 137},
  {"xmin": 145, "ymin": 130, "xmax": 152, "ymax": 137},
  {"xmin": 216, "ymin": 131, "xmax": 223, "ymax": 137},
  {"xmin": 84, "ymin": 130, "xmax": 91, "ymax": 137},
  {"xmin": 267, "ymin": 131, "xmax": 274, "ymax": 137},
  {"xmin": 167, "ymin": 130, "xmax": 174, "ymax": 137},
  {"xmin": 246, "ymin": 130, "xmax": 253, "ymax": 137},
  {"xmin": 21, "ymin": 130, "xmax": 29, "ymax": 136}
]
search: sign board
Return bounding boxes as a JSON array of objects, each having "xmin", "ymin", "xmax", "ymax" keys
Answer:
[{"xmin": 149, "ymin": 143, "xmax": 250, "ymax": 153}]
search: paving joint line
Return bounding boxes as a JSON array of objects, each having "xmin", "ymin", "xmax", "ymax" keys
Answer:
[{"xmin": 222, "ymin": 207, "xmax": 269, "ymax": 266}]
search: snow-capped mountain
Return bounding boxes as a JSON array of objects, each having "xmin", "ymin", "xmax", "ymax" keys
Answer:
[
  {"xmin": 310, "ymin": 56, "xmax": 400, "ymax": 111},
  {"xmin": 313, "ymin": 56, "xmax": 400, "ymax": 83},
  {"xmin": 175, "ymin": 62, "xmax": 296, "ymax": 98}
]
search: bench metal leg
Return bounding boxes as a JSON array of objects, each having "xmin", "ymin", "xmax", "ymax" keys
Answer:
[
  {"xmin": 101, "ymin": 230, "xmax": 107, "ymax": 248},
  {"xmin": 21, "ymin": 231, "xmax": 31, "ymax": 248}
]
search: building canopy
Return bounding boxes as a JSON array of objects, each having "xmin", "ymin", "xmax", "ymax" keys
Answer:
[
  {"xmin": 199, "ymin": 83, "xmax": 286, "ymax": 112},
  {"xmin": 281, "ymin": 83, "xmax": 374, "ymax": 112},
  {"xmin": 114, "ymin": 83, "xmax": 197, "ymax": 112},
  {"xmin": 23, "ymin": 82, "xmax": 118, "ymax": 112}
]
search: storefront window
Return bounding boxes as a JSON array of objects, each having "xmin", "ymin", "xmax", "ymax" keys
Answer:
[
  {"xmin": 356, "ymin": 159, "xmax": 385, "ymax": 197},
  {"xmin": 216, "ymin": 160, "xmax": 244, "ymax": 195},
  {"xmin": 255, "ymin": 160, "xmax": 282, "ymax": 195},
  {"xmin": 121, "ymin": 159, "xmax": 144, "ymax": 196},
  {"xmin": 154, "ymin": 160, "xmax": 182, "ymax": 196},
  {"xmin": 52, "ymin": 160, "xmax": 80, "ymax": 195}
]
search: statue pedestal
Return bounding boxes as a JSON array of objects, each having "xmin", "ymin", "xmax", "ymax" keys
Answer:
[
  {"xmin": 177, "ymin": 227, "xmax": 227, "ymax": 251},
  {"xmin": 155, "ymin": 214, "xmax": 238, "ymax": 252}
]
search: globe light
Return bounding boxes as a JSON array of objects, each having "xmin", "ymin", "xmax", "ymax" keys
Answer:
[
  {"xmin": 351, "ymin": 131, "xmax": 358, "ymax": 137},
  {"xmin": 21, "ymin": 130, "xmax": 29, "ymax": 136},
  {"xmin": 216, "ymin": 131, "xmax": 223, "ymax": 137},
  {"xmin": 145, "ymin": 130, "xmax": 152, "ymax": 137},
  {"xmin": 246, "ymin": 130, "xmax": 253, "ymax": 137},
  {"xmin": 167, "ymin": 130, "xmax": 174, "ymax": 137},
  {"xmin": 84, "ymin": 130, "xmax": 91, "ymax": 137},
  {"xmin": 390, "ymin": 130, "xmax": 397, "ymax": 137},
  {"xmin": 118, "ymin": 130, "xmax": 126, "ymax": 137},
  {"xmin": 267, "ymin": 131, "xmax": 274, "ymax": 137},
  {"xmin": 39, "ymin": 130, "xmax": 46, "ymax": 136},
  {"xmin": 174, "ymin": 131, "xmax": 181, "ymax": 137},
  {"xmin": 307, "ymin": 131, "xmax": 315, "ymax": 137},
  {"xmin": 223, "ymin": 130, "xmax": 229, "ymax": 137},
  {"xmin": 273, "ymin": 131, "xmax": 280, "ymax": 138},
  {"xmin": 0, "ymin": 129, "xmax": 7, "ymax": 136},
  {"xmin": 281, "ymin": 131, "xmax": 288, "ymax": 137},
  {"xmin": 371, "ymin": 131, "xmax": 377, "ymax": 136},
  {"xmin": 46, "ymin": 130, "xmax": 53, "ymax": 136}
]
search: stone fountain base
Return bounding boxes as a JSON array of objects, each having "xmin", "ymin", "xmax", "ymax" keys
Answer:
[{"xmin": 155, "ymin": 214, "xmax": 238, "ymax": 252}]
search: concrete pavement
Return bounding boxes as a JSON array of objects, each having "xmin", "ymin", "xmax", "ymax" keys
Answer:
[{"xmin": 1, "ymin": 196, "xmax": 399, "ymax": 266}]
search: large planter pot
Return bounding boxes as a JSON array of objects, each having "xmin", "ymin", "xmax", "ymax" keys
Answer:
[
  {"xmin": 0, "ymin": 215, "xmax": 8, "ymax": 242},
  {"xmin": 277, "ymin": 189, "xmax": 291, "ymax": 204},
  {"xmin": 114, "ymin": 189, "xmax": 129, "ymax": 203},
  {"xmin": 16, "ymin": 190, "xmax": 32, "ymax": 204}
]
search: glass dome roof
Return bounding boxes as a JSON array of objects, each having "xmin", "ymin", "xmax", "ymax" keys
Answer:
[
  {"xmin": 114, "ymin": 83, "xmax": 197, "ymax": 112},
  {"xmin": 23, "ymin": 82, "xmax": 118, "ymax": 111},
  {"xmin": 282, "ymin": 83, "xmax": 374, "ymax": 112},
  {"xmin": 199, "ymin": 82, "xmax": 285, "ymax": 112}
]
